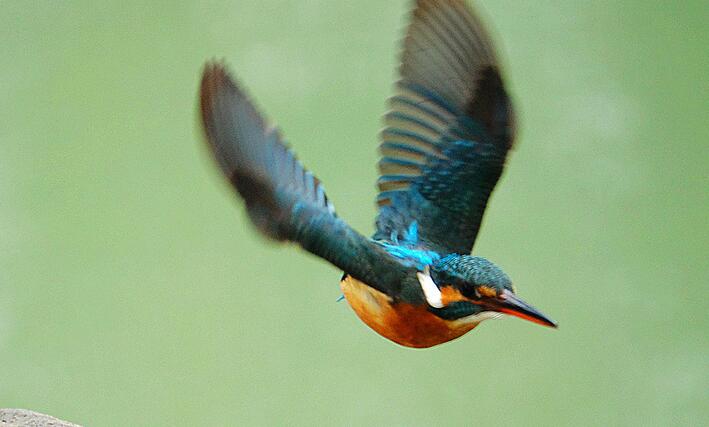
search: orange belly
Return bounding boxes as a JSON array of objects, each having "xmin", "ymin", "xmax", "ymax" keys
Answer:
[{"xmin": 340, "ymin": 275, "xmax": 478, "ymax": 348}]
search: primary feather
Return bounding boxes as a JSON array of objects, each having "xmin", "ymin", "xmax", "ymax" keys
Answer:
[{"xmin": 375, "ymin": 0, "xmax": 515, "ymax": 255}]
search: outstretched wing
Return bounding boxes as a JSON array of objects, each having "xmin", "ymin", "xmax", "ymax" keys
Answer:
[
  {"xmin": 374, "ymin": 0, "xmax": 515, "ymax": 255},
  {"xmin": 200, "ymin": 63, "xmax": 408, "ymax": 295}
]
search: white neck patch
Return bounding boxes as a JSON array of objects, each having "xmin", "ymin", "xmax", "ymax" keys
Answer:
[{"xmin": 416, "ymin": 267, "xmax": 443, "ymax": 308}]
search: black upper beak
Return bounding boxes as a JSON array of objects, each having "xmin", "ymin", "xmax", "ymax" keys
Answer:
[{"xmin": 486, "ymin": 290, "xmax": 557, "ymax": 328}]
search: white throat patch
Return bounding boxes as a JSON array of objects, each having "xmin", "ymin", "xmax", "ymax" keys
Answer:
[{"xmin": 416, "ymin": 267, "xmax": 443, "ymax": 308}]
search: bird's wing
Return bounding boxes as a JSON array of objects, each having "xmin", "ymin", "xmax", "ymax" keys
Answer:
[
  {"xmin": 200, "ymin": 63, "xmax": 409, "ymax": 295},
  {"xmin": 374, "ymin": 0, "xmax": 515, "ymax": 255}
]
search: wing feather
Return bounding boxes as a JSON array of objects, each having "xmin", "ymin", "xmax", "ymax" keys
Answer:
[
  {"xmin": 200, "ymin": 63, "xmax": 408, "ymax": 295},
  {"xmin": 374, "ymin": 0, "xmax": 515, "ymax": 255}
]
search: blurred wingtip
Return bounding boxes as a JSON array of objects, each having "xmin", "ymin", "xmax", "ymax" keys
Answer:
[
  {"xmin": 199, "ymin": 60, "xmax": 224, "ymax": 132},
  {"xmin": 199, "ymin": 60, "xmax": 231, "ymax": 117}
]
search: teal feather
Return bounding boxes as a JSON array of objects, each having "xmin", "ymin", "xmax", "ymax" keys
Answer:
[{"xmin": 374, "ymin": 0, "xmax": 514, "ymax": 256}]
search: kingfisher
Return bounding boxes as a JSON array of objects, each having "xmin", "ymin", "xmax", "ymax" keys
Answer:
[{"xmin": 199, "ymin": 0, "xmax": 556, "ymax": 348}]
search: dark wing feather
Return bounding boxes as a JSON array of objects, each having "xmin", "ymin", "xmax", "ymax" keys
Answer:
[
  {"xmin": 200, "ymin": 63, "xmax": 408, "ymax": 296},
  {"xmin": 374, "ymin": 0, "xmax": 515, "ymax": 255}
]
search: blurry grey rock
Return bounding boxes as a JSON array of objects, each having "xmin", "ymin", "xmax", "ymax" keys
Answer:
[{"xmin": 0, "ymin": 409, "xmax": 80, "ymax": 427}]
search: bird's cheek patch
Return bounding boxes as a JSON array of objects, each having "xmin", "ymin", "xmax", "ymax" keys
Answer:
[
  {"xmin": 476, "ymin": 285, "xmax": 498, "ymax": 298},
  {"xmin": 440, "ymin": 286, "xmax": 466, "ymax": 305}
]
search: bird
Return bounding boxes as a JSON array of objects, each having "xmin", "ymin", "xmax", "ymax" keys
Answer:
[{"xmin": 198, "ymin": 0, "xmax": 557, "ymax": 348}]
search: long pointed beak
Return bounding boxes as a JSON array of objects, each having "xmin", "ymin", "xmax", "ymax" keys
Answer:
[{"xmin": 486, "ymin": 290, "xmax": 557, "ymax": 328}]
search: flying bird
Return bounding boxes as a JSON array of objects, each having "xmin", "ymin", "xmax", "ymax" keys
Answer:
[{"xmin": 199, "ymin": 0, "xmax": 556, "ymax": 348}]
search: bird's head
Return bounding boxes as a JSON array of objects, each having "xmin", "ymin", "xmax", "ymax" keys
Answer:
[{"xmin": 418, "ymin": 255, "xmax": 557, "ymax": 328}]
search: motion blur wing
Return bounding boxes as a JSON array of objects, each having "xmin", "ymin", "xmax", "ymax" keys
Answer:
[{"xmin": 200, "ymin": 63, "xmax": 409, "ymax": 295}]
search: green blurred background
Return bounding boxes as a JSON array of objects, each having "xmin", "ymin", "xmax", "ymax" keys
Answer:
[{"xmin": 1, "ymin": 1, "xmax": 706, "ymax": 425}]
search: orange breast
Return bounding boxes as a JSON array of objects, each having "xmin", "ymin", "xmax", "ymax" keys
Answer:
[{"xmin": 340, "ymin": 275, "xmax": 478, "ymax": 348}]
